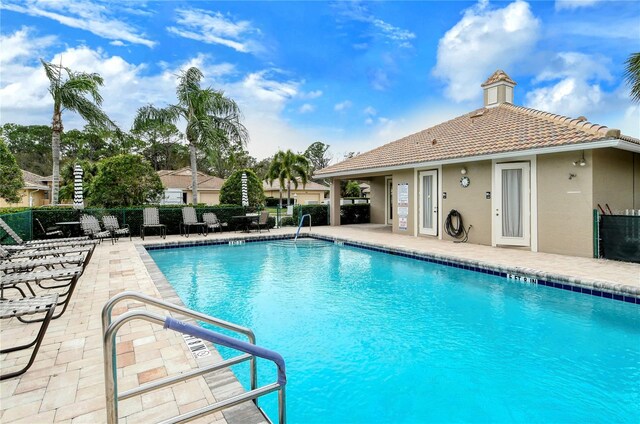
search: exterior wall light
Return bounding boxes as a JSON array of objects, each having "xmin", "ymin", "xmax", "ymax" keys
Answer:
[
  {"xmin": 461, "ymin": 167, "xmax": 467, "ymax": 175},
  {"xmin": 573, "ymin": 151, "xmax": 586, "ymax": 167}
]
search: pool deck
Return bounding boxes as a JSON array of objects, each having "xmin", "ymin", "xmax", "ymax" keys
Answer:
[{"xmin": 1, "ymin": 225, "xmax": 638, "ymax": 423}]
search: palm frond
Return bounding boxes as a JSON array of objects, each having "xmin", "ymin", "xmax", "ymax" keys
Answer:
[{"xmin": 624, "ymin": 52, "xmax": 640, "ymax": 103}]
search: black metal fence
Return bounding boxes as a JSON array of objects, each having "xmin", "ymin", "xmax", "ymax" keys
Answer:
[{"xmin": 598, "ymin": 213, "xmax": 640, "ymax": 263}]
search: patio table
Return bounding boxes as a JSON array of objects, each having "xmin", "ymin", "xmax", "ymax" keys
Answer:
[
  {"xmin": 56, "ymin": 221, "xmax": 81, "ymax": 238},
  {"xmin": 231, "ymin": 215, "xmax": 259, "ymax": 233}
]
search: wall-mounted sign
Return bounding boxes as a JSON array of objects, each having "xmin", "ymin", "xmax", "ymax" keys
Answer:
[{"xmin": 397, "ymin": 183, "xmax": 409, "ymax": 230}]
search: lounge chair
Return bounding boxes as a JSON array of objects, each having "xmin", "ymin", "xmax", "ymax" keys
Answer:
[
  {"xmin": 141, "ymin": 208, "xmax": 166, "ymax": 240},
  {"xmin": 0, "ymin": 245, "xmax": 93, "ymax": 274},
  {"xmin": 250, "ymin": 211, "xmax": 270, "ymax": 233},
  {"xmin": 80, "ymin": 215, "xmax": 113, "ymax": 244},
  {"xmin": 1, "ymin": 245, "xmax": 95, "ymax": 265},
  {"xmin": 102, "ymin": 215, "xmax": 131, "ymax": 242},
  {"xmin": 0, "ymin": 294, "xmax": 58, "ymax": 380},
  {"xmin": 1, "ymin": 266, "xmax": 84, "ymax": 320},
  {"xmin": 0, "ymin": 217, "xmax": 90, "ymax": 247},
  {"xmin": 34, "ymin": 218, "xmax": 64, "ymax": 239},
  {"xmin": 181, "ymin": 207, "xmax": 207, "ymax": 237},
  {"xmin": 202, "ymin": 212, "xmax": 227, "ymax": 233}
]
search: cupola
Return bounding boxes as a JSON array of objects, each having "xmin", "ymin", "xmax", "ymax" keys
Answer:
[{"xmin": 481, "ymin": 70, "xmax": 516, "ymax": 107}]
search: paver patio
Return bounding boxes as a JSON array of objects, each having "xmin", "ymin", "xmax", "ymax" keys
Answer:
[{"xmin": 1, "ymin": 225, "xmax": 638, "ymax": 423}]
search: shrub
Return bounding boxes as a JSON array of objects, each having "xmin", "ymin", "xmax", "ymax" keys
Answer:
[
  {"xmin": 0, "ymin": 137, "xmax": 23, "ymax": 203},
  {"xmin": 219, "ymin": 169, "xmax": 265, "ymax": 207},
  {"xmin": 340, "ymin": 204, "xmax": 370, "ymax": 225},
  {"xmin": 89, "ymin": 154, "xmax": 163, "ymax": 207},
  {"xmin": 293, "ymin": 204, "xmax": 329, "ymax": 226}
]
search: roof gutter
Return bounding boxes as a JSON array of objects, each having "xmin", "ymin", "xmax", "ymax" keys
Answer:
[{"xmin": 316, "ymin": 138, "xmax": 640, "ymax": 178}]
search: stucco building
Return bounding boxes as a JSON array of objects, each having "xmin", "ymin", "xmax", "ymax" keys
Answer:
[
  {"xmin": 0, "ymin": 170, "xmax": 51, "ymax": 208},
  {"xmin": 316, "ymin": 70, "xmax": 640, "ymax": 258}
]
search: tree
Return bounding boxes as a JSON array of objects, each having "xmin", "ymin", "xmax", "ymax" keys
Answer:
[
  {"xmin": 344, "ymin": 180, "xmax": 362, "ymax": 198},
  {"xmin": 133, "ymin": 67, "xmax": 248, "ymax": 204},
  {"xmin": 219, "ymin": 169, "xmax": 265, "ymax": 207},
  {"xmin": 304, "ymin": 141, "xmax": 331, "ymax": 174},
  {"xmin": 132, "ymin": 120, "xmax": 189, "ymax": 170},
  {"xmin": 624, "ymin": 52, "xmax": 640, "ymax": 103},
  {"xmin": 207, "ymin": 141, "xmax": 257, "ymax": 178},
  {"xmin": 89, "ymin": 154, "xmax": 163, "ymax": 207},
  {"xmin": 1, "ymin": 124, "xmax": 52, "ymax": 176},
  {"xmin": 41, "ymin": 59, "xmax": 116, "ymax": 205},
  {"xmin": 252, "ymin": 156, "xmax": 272, "ymax": 181},
  {"xmin": 0, "ymin": 137, "xmax": 24, "ymax": 203},
  {"xmin": 267, "ymin": 149, "xmax": 310, "ymax": 208}
]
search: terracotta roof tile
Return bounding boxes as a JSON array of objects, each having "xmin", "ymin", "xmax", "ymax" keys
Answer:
[
  {"xmin": 158, "ymin": 168, "xmax": 225, "ymax": 191},
  {"xmin": 481, "ymin": 70, "xmax": 516, "ymax": 87},
  {"xmin": 316, "ymin": 103, "xmax": 640, "ymax": 176},
  {"xmin": 21, "ymin": 170, "xmax": 49, "ymax": 190},
  {"xmin": 263, "ymin": 178, "xmax": 329, "ymax": 191}
]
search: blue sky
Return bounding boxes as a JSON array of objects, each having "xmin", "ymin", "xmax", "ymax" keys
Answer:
[{"xmin": 1, "ymin": 0, "xmax": 638, "ymax": 161}]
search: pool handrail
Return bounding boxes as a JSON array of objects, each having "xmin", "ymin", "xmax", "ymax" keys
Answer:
[
  {"xmin": 101, "ymin": 292, "xmax": 284, "ymax": 423},
  {"xmin": 294, "ymin": 214, "xmax": 312, "ymax": 241}
]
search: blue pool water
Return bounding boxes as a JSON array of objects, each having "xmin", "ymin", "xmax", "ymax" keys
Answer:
[{"xmin": 149, "ymin": 240, "xmax": 640, "ymax": 423}]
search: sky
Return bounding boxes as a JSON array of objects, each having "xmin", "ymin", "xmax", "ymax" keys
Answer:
[{"xmin": 1, "ymin": 0, "xmax": 639, "ymax": 162}]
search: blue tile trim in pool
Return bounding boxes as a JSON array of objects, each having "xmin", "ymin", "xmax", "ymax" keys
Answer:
[{"xmin": 142, "ymin": 233, "xmax": 639, "ymax": 305}]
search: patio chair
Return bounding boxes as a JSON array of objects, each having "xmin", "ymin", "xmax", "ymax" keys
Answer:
[
  {"xmin": 141, "ymin": 208, "xmax": 166, "ymax": 240},
  {"xmin": 102, "ymin": 215, "xmax": 131, "ymax": 242},
  {"xmin": 0, "ymin": 293, "xmax": 58, "ymax": 380},
  {"xmin": 1, "ymin": 245, "xmax": 95, "ymax": 268},
  {"xmin": 181, "ymin": 207, "xmax": 207, "ymax": 238},
  {"xmin": 0, "ymin": 217, "xmax": 90, "ymax": 247},
  {"xmin": 80, "ymin": 215, "xmax": 113, "ymax": 244},
  {"xmin": 34, "ymin": 218, "xmax": 64, "ymax": 239},
  {"xmin": 250, "ymin": 211, "xmax": 270, "ymax": 233},
  {"xmin": 202, "ymin": 213, "xmax": 228, "ymax": 233}
]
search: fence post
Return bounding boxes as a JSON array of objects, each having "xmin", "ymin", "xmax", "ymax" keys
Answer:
[{"xmin": 593, "ymin": 209, "xmax": 599, "ymax": 258}]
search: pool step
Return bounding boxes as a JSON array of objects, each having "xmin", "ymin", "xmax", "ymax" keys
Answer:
[{"xmin": 270, "ymin": 239, "xmax": 331, "ymax": 248}]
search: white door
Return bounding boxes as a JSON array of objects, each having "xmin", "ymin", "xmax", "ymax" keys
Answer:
[
  {"xmin": 418, "ymin": 170, "xmax": 438, "ymax": 236},
  {"xmin": 494, "ymin": 162, "xmax": 530, "ymax": 246},
  {"xmin": 385, "ymin": 177, "xmax": 393, "ymax": 225}
]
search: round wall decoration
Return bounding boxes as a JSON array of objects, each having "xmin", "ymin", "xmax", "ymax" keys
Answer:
[{"xmin": 460, "ymin": 176, "xmax": 470, "ymax": 188}]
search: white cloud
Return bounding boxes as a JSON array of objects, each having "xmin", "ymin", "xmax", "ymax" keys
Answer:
[
  {"xmin": 363, "ymin": 106, "xmax": 377, "ymax": 116},
  {"xmin": 299, "ymin": 90, "xmax": 323, "ymax": 99},
  {"xmin": 167, "ymin": 8, "xmax": 262, "ymax": 54},
  {"xmin": 555, "ymin": 0, "xmax": 602, "ymax": 11},
  {"xmin": 299, "ymin": 104, "xmax": 315, "ymax": 113},
  {"xmin": 109, "ymin": 40, "xmax": 125, "ymax": 47},
  {"xmin": 335, "ymin": 1, "xmax": 416, "ymax": 48},
  {"xmin": 0, "ymin": 0, "xmax": 155, "ymax": 47},
  {"xmin": 0, "ymin": 26, "xmax": 56, "ymax": 64},
  {"xmin": 433, "ymin": 0, "xmax": 540, "ymax": 102},
  {"xmin": 524, "ymin": 52, "xmax": 639, "ymax": 138},
  {"xmin": 334, "ymin": 100, "xmax": 352, "ymax": 111}
]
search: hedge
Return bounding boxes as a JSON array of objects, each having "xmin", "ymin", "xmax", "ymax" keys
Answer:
[
  {"xmin": 292, "ymin": 204, "xmax": 330, "ymax": 226},
  {"xmin": 1, "ymin": 205, "xmax": 277, "ymax": 241},
  {"xmin": 340, "ymin": 203, "xmax": 370, "ymax": 225},
  {"xmin": 291, "ymin": 204, "xmax": 370, "ymax": 226}
]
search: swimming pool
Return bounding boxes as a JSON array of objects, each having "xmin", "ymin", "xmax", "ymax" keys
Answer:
[{"xmin": 148, "ymin": 239, "xmax": 640, "ymax": 423}]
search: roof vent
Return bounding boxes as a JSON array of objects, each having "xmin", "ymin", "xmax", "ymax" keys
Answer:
[
  {"xmin": 431, "ymin": 138, "xmax": 437, "ymax": 145},
  {"xmin": 576, "ymin": 116, "xmax": 587, "ymax": 122},
  {"xmin": 481, "ymin": 70, "xmax": 516, "ymax": 108}
]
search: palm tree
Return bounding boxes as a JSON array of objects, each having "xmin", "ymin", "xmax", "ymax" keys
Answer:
[
  {"xmin": 267, "ymin": 149, "xmax": 310, "ymax": 208},
  {"xmin": 133, "ymin": 67, "xmax": 248, "ymax": 204},
  {"xmin": 624, "ymin": 52, "xmax": 640, "ymax": 103},
  {"xmin": 41, "ymin": 59, "xmax": 116, "ymax": 205}
]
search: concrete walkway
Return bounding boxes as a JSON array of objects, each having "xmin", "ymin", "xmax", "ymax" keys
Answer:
[{"xmin": 1, "ymin": 225, "xmax": 638, "ymax": 423}]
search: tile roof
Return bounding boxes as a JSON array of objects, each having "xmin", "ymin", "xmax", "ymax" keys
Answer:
[
  {"xmin": 21, "ymin": 170, "xmax": 49, "ymax": 190},
  {"xmin": 158, "ymin": 167, "xmax": 225, "ymax": 191},
  {"xmin": 481, "ymin": 69, "xmax": 517, "ymax": 87},
  {"xmin": 263, "ymin": 178, "xmax": 329, "ymax": 191},
  {"xmin": 316, "ymin": 103, "xmax": 640, "ymax": 176}
]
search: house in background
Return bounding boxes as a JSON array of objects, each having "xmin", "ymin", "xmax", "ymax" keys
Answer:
[
  {"xmin": 157, "ymin": 167, "xmax": 225, "ymax": 205},
  {"xmin": 263, "ymin": 178, "xmax": 329, "ymax": 205},
  {"xmin": 0, "ymin": 170, "xmax": 51, "ymax": 207},
  {"xmin": 316, "ymin": 70, "xmax": 640, "ymax": 258}
]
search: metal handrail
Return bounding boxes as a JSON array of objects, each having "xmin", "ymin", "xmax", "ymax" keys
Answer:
[
  {"xmin": 294, "ymin": 214, "xmax": 312, "ymax": 241},
  {"xmin": 102, "ymin": 292, "xmax": 286, "ymax": 424}
]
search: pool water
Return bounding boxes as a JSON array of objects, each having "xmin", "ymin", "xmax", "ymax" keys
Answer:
[{"xmin": 149, "ymin": 240, "xmax": 640, "ymax": 423}]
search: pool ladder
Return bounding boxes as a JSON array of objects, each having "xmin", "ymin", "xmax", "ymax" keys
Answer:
[
  {"xmin": 294, "ymin": 214, "xmax": 312, "ymax": 241},
  {"xmin": 102, "ymin": 291, "xmax": 286, "ymax": 424}
]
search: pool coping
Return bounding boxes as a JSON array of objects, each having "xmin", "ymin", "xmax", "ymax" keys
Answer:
[{"xmin": 141, "ymin": 233, "xmax": 639, "ymax": 304}]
